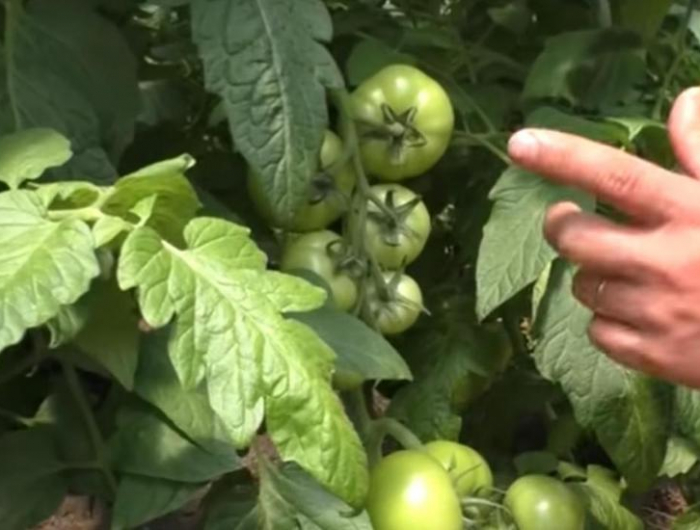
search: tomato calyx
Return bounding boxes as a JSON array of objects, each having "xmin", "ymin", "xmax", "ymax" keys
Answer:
[
  {"xmin": 367, "ymin": 189, "xmax": 424, "ymax": 247},
  {"xmin": 371, "ymin": 270, "xmax": 427, "ymax": 314},
  {"xmin": 325, "ymin": 238, "xmax": 366, "ymax": 279},
  {"xmin": 307, "ymin": 171, "xmax": 346, "ymax": 206},
  {"xmin": 360, "ymin": 103, "xmax": 428, "ymax": 166}
]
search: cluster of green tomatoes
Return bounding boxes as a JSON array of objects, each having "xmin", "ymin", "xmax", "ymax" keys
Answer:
[
  {"xmin": 369, "ymin": 440, "xmax": 586, "ymax": 530},
  {"xmin": 248, "ymin": 64, "xmax": 453, "ymax": 335}
]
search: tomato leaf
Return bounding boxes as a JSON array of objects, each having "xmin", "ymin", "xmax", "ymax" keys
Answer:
[
  {"xmin": 191, "ymin": 0, "xmax": 343, "ymax": 226},
  {"xmin": 258, "ymin": 461, "xmax": 372, "ymax": 529},
  {"xmin": 534, "ymin": 261, "xmax": 669, "ymax": 490},
  {"xmin": 290, "ymin": 306, "xmax": 412, "ymax": 387},
  {"xmin": 613, "ymin": 0, "xmax": 673, "ymax": 40},
  {"xmin": 110, "ymin": 404, "xmax": 242, "ymax": 483},
  {"xmin": 476, "ymin": 166, "xmax": 593, "ymax": 319},
  {"xmin": 345, "ymin": 38, "xmax": 416, "ymax": 86},
  {"xmin": 0, "ymin": 428, "xmax": 68, "ymax": 530},
  {"xmin": 71, "ymin": 279, "xmax": 140, "ymax": 390},
  {"xmin": 117, "ymin": 218, "xmax": 369, "ymax": 506},
  {"xmin": 101, "ymin": 155, "xmax": 201, "ymax": 244},
  {"xmin": 133, "ymin": 328, "xmax": 232, "ymax": 446},
  {"xmin": 112, "ymin": 475, "xmax": 204, "ymax": 530},
  {"xmin": 0, "ymin": 129, "xmax": 72, "ymax": 189},
  {"xmin": 388, "ymin": 316, "xmax": 511, "ymax": 441},
  {"xmin": 0, "ymin": 0, "xmax": 138, "ymax": 182},
  {"xmin": 0, "ymin": 190, "xmax": 100, "ymax": 352},
  {"xmin": 523, "ymin": 29, "xmax": 645, "ymax": 109},
  {"xmin": 659, "ymin": 436, "xmax": 699, "ymax": 478},
  {"xmin": 570, "ymin": 466, "xmax": 643, "ymax": 530}
]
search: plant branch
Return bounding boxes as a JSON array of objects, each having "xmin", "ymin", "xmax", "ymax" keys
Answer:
[
  {"xmin": 596, "ymin": 0, "xmax": 613, "ymax": 28},
  {"xmin": 452, "ymin": 130, "xmax": 511, "ymax": 165},
  {"xmin": 653, "ymin": 0, "xmax": 698, "ymax": 120},
  {"xmin": 62, "ymin": 362, "xmax": 118, "ymax": 498}
]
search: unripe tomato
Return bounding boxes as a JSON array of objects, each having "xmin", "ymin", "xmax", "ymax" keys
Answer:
[
  {"xmin": 366, "ymin": 450, "xmax": 463, "ymax": 530},
  {"xmin": 504, "ymin": 475, "xmax": 585, "ymax": 530},
  {"xmin": 248, "ymin": 130, "xmax": 355, "ymax": 231},
  {"xmin": 424, "ymin": 441, "xmax": 493, "ymax": 498},
  {"xmin": 350, "ymin": 64, "xmax": 454, "ymax": 181},
  {"xmin": 365, "ymin": 184, "xmax": 431, "ymax": 269},
  {"xmin": 367, "ymin": 272, "xmax": 423, "ymax": 335},
  {"xmin": 280, "ymin": 230, "xmax": 357, "ymax": 311}
]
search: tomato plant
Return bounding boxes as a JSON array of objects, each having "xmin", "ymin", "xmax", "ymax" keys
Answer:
[
  {"xmin": 366, "ymin": 450, "xmax": 463, "ymax": 530},
  {"xmin": 504, "ymin": 475, "xmax": 586, "ymax": 530},
  {"xmin": 365, "ymin": 183, "xmax": 431, "ymax": 269},
  {"xmin": 350, "ymin": 64, "xmax": 454, "ymax": 181},
  {"xmin": 280, "ymin": 230, "xmax": 358, "ymax": 311},
  {"xmin": 248, "ymin": 129, "xmax": 355, "ymax": 232},
  {"xmin": 0, "ymin": 0, "xmax": 696, "ymax": 528}
]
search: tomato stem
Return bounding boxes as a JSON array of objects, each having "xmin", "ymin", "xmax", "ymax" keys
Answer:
[{"xmin": 62, "ymin": 361, "xmax": 119, "ymax": 499}]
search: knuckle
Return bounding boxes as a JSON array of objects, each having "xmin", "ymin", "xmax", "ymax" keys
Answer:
[{"xmin": 597, "ymin": 167, "xmax": 643, "ymax": 198}]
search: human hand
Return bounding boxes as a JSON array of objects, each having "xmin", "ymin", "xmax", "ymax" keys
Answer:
[{"xmin": 508, "ymin": 88, "xmax": 700, "ymax": 387}]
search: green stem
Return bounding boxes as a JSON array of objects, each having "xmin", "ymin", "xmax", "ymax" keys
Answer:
[
  {"xmin": 4, "ymin": 0, "xmax": 23, "ymax": 130},
  {"xmin": 367, "ymin": 418, "xmax": 424, "ymax": 461},
  {"xmin": 596, "ymin": 0, "xmax": 613, "ymax": 28},
  {"xmin": 62, "ymin": 362, "xmax": 118, "ymax": 498},
  {"xmin": 653, "ymin": 0, "xmax": 698, "ymax": 120},
  {"xmin": 452, "ymin": 130, "xmax": 510, "ymax": 165}
]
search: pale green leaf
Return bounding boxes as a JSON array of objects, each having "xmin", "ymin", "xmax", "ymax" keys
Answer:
[
  {"xmin": 0, "ymin": 190, "xmax": 99, "ymax": 351},
  {"xmin": 258, "ymin": 462, "xmax": 372, "ymax": 529},
  {"xmin": 570, "ymin": 468, "xmax": 643, "ymax": 530},
  {"xmin": 36, "ymin": 181, "xmax": 101, "ymax": 209},
  {"xmin": 92, "ymin": 215, "xmax": 132, "ymax": 247},
  {"xmin": 118, "ymin": 218, "xmax": 368, "ymax": 506},
  {"xmin": 110, "ymin": 405, "xmax": 242, "ymax": 483},
  {"xmin": 46, "ymin": 303, "xmax": 88, "ymax": 348},
  {"xmin": 476, "ymin": 167, "xmax": 593, "ymax": 319},
  {"xmin": 1, "ymin": 0, "xmax": 138, "ymax": 182},
  {"xmin": 291, "ymin": 306, "xmax": 411, "ymax": 388},
  {"xmin": 0, "ymin": 128, "xmax": 72, "ymax": 189},
  {"xmin": 660, "ymin": 436, "xmax": 699, "ymax": 478},
  {"xmin": 192, "ymin": 0, "xmax": 343, "ymax": 226},
  {"xmin": 101, "ymin": 155, "xmax": 201, "ymax": 243},
  {"xmin": 112, "ymin": 475, "xmax": 204, "ymax": 530},
  {"xmin": 534, "ymin": 261, "xmax": 669, "ymax": 489}
]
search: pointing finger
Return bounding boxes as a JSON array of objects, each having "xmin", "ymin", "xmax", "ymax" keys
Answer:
[{"xmin": 509, "ymin": 129, "xmax": 695, "ymax": 224}]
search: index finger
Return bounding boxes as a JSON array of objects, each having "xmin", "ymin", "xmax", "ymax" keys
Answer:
[{"xmin": 508, "ymin": 129, "xmax": 693, "ymax": 223}]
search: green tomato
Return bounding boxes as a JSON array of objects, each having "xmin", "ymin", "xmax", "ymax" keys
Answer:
[
  {"xmin": 424, "ymin": 441, "xmax": 493, "ymax": 498},
  {"xmin": 366, "ymin": 184, "xmax": 431, "ymax": 269},
  {"xmin": 367, "ymin": 272, "xmax": 423, "ymax": 335},
  {"xmin": 366, "ymin": 450, "xmax": 463, "ymax": 530},
  {"xmin": 350, "ymin": 64, "xmax": 454, "ymax": 181},
  {"xmin": 248, "ymin": 130, "xmax": 355, "ymax": 231},
  {"xmin": 504, "ymin": 475, "xmax": 585, "ymax": 530},
  {"xmin": 280, "ymin": 230, "xmax": 358, "ymax": 311}
]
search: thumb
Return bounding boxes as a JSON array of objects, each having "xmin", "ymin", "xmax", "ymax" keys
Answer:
[{"xmin": 669, "ymin": 87, "xmax": 700, "ymax": 179}]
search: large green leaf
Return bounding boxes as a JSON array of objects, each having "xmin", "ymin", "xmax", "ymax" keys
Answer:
[
  {"xmin": 258, "ymin": 462, "xmax": 372, "ymax": 529},
  {"xmin": 0, "ymin": 128, "xmax": 72, "ymax": 189},
  {"xmin": 117, "ymin": 218, "xmax": 368, "ymax": 506},
  {"xmin": 0, "ymin": 428, "xmax": 68, "ymax": 530},
  {"xmin": 534, "ymin": 261, "xmax": 669, "ymax": 489},
  {"xmin": 191, "ymin": 0, "xmax": 343, "ymax": 226},
  {"xmin": 112, "ymin": 475, "xmax": 204, "ymax": 530},
  {"xmin": 523, "ymin": 29, "xmax": 645, "ymax": 109},
  {"xmin": 476, "ymin": 167, "xmax": 593, "ymax": 319},
  {"xmin": 72, "ymin": 279, "xmax": 140, "ymax": 390},
  {"xmin": 389, "ymin": 301, "xmax": 512, "ymax": 441},
  {"xmin": 291, "ymin": 306, "xmax": 411, "ymax": 388},
  {"xmin": 110, "ymin": 404, "xmax": 242, "ymax": 483},
  {"xmin": 659, "ymin": 436, "xmax": 699, "ymax": 478},
  {"xmin": 0, "ymin": 190, "xmax": 99, "ymax": 351},
  {"xmin": 1, "ymin": 0, "xmax": 138, "ymax": 182}
]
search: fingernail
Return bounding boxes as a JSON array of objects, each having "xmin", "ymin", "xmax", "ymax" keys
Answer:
[{"xmin": 508, "ymin": 130, "xmax": 539, "ymax": 160}]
